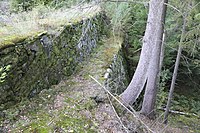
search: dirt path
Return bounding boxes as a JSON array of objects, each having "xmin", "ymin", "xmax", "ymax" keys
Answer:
[{"xmin": 48, "ymin": 36, "xmax": 126, "ymax": 132}]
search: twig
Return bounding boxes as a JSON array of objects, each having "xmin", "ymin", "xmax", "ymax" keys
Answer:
[
  {"xmin": 163, "ymin": 3, "xmax": 182, "ymax": 15},
  {"xmin": 89, "ymin": 75, "xmax": 155, "ymax": 133},
  {"xmin": 107, "ymin": 94, "xmax": 130, "ymax": 133},
  {"xmin": 159, "ymin": 123, "xmax": 169, "ymax": 133},
  {"xmin": 132, "ymin": 48, "xmax": 142, "ymax": 55}
]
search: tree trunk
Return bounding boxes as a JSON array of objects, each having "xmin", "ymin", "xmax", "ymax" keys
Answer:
[
  {"xmin": 120, "ymin": 0, "xmax": 166, "ymax": 105},
  {"xmin": 121, "ymin": 0, "xmax": 159, "ymax": 104},
  {"xmin": 140, "ymin": 0, "xmax": 168, "ymax": 118},
  {"xmin": 164, "ymin": 16, "xmax": 186, "ymax": 124},
  {"xmin": 159, "ymin": 31, "xmax": 166, "ymax": 73}
]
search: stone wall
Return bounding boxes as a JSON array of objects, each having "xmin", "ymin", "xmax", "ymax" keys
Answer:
[
  {"xmin": 104, "ymin": 49, "xmax": 130, "ymax": 95},
  {"xmin": 0, "ymin": 13, "xmax": 107, "ymax": 110}
]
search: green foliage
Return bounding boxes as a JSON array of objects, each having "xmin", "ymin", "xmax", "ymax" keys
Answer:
[
  {"xmin": 155, "ymin": 0, "xmax": 200, "ymax": 127},
  {"xmin": 11, "ymin": 0, "xmax": 85, "ymax": 12},
  {"xmin": 48, "ymin": 0, "xmax": 84, "ymax": 9},
  {"xmin": 123, "ymin": 4, "xmax": 147, "ymax": 75},
  {"xmin": 156, "ymin": 69, "xmax": 171, "ymax": 108},
  {"xmin": 102, "ymin": 2, "xmax": 147, "ymax": 76},
  {"xmin": 102, "ymin": 2, "xmax": 132, "ymax": 34},
  {"xmin": 11, "ymin": 0, "xmax": 44, "ymax": 11},
  {"xmin": 162, "ymin": 2, "xmax": 200, "ymax": 76},
  {"xmin": 165, "ymin": 0, "xmax": 200, "ymax": 59},
  {"xmin": 172, "ymin": 94, "xmax": 200, "ymax": 115}
]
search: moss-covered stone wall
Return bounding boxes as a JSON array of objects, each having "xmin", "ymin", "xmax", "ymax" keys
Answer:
[
  {"xmin": 0, "ymin": 13, "xmax": 107, "ymax": 110},
  {"xmin": 104, "ymin": 49, "xmax": 130, "ymax": 94}
]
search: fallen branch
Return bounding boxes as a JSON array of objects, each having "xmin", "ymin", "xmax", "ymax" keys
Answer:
[
  {"xmin": 89, "ymin": 75, "xmax": 155, "ymax": 133},
  {"xmin": 107, "ymin": 94, "xmax": 130, "ymax": 133},
  {"xmin": 159, "ymin": 107, "xmax": 199, "ymax": 118}
]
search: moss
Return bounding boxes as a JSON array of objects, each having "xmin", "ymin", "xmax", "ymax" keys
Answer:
[
  {"xmin": 0, "ymin": 31, "xmax": 47, "ymax": 50},
  {"xmin": 4, "ymin": 84, "xmax": 97, "ymax": 132},
  {"xmin": 93, "ymin": 36, "xmax": 122, "ymax": 69}
]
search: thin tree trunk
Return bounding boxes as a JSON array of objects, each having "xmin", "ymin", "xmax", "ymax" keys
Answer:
[
  {"xmin": 120, "ymin": 0, "xmax": 163, "ymax": 105},
  {"xmin": 164, "ymin": 16, "xmax": 186, "ymax": 124},
  {"xmin": 140, "ymin": 0, "xmax": 168, "ymax": 118},
  {"xmin": 159, "ymin": 30, "xmax": 166, "ymax": 73}
]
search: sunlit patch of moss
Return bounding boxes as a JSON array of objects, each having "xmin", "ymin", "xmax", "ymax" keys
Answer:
[
  {"xmin": 79, "ymin": 36, "xmax": 123, "ymax": 81},
  {"xmin": 0, "ymin": 31, "xmax": 46, "ymax": 50},
  {"xmin": 2, "ymin": 77, "xmax": 100, "ymax": 132}
]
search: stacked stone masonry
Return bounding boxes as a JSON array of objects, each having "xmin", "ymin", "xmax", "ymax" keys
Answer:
[{"xmin": 0, "ymin": 14, "xmax": 107, "ymax": 110}]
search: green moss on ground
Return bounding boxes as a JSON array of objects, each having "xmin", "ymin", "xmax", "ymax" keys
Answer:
[
  {"xmin": 1, "ymin": 80, "xmax": 98, "ymax": 132},
  {"xmin": 0, "ymin": 35, "xmax": 123, "ymax": 132},
  {"xmin": 81, "ymin": 36, "xmax": 122, "ymax": 77}
]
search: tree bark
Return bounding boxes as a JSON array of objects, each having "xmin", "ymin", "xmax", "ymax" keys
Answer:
[
  {"xmin": 164, "ymin": 16, "xmax": 186, "ymax": 124},
  {"xmin": 120, "ymin": 0, "xmax": 165, "ymax": 105},
  {"xmin": 140, "ymin": 0, "xmax": 168, "ymax": 118},
  {"xmin": 159, "ymin": 31, "xmax": 166, "ymax": 74}
]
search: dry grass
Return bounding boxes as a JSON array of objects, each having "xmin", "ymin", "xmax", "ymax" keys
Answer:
[{"xmin": 0, "ymin": 3, "xmax": 101, "ymax": 48}]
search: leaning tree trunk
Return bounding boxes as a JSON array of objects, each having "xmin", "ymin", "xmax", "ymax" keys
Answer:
[
  {"xmin": 120, "ymin": 0, "xmax": 166, "ymax": 105},
  {"xmin": 164, "ymin": 16, "xmax": 186, "ymax": 124},
  {"xmin": 140, "ymin": 0, "xmax": 168, "ymax": 118}
]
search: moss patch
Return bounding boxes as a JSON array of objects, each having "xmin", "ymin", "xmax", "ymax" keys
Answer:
[{"xmin": 0, "ymin": 31, "xmax": 46, "ymax": 50}]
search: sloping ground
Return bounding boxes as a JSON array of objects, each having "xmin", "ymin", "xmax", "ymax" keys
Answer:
[{"xmin": 0, "ymin": 36, "xmax": 126, "ymax": 132}]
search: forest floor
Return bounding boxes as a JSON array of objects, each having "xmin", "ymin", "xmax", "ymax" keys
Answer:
[{"xmin": 0, "ymin": 35, "xmax": 190, "ymax": 133}]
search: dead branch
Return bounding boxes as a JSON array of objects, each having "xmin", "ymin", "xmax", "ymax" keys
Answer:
[
  {"xmin": 159, "ymin": 107, "xmax": 199, "ymax": 118},
  {"xmin": 107, "ymin": 94, "xmax": 130, "ymax": 133},
  {"xmin": 89, "ymin": 75, "xmax": 155, "ymax": 133}
]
